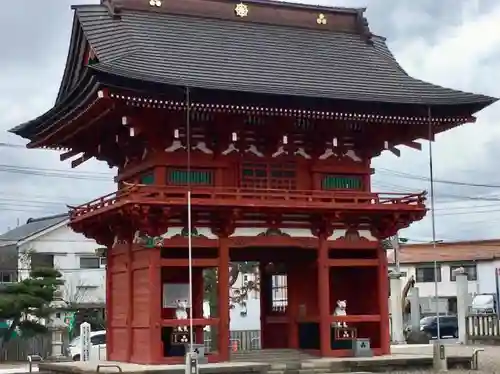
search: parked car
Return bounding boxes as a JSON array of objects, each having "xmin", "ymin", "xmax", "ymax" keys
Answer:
[
  {"xmin": 67, "ymin": 330, "xmax": 107, "ymax": 361},
  {"xmin": 419, "ymin": 315, "xmax": 458, "ymax": 339}
]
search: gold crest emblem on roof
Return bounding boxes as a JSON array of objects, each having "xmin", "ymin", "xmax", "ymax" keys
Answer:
[
  {"xmin": 235, "ymin": 2, "xmax": 249, "ymax": 17},
  {"xmin": 149, "ymin": 0, "xmax": 162, "ymax": 7},
  {"xmin": 317, "ymin": 13, "xmax": 327, "ymax": 25}
]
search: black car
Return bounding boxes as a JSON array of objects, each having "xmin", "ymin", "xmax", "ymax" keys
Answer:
[{"xmin": 419, "ymin": 315, "xmax": 458, "ymax": 339}]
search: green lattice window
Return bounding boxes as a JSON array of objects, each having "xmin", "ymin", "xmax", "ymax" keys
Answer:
[
  {"xmin": 168, "ymin": 169, "xmax": 214, "ymax": 185},
  {"xmin": 140, "ymin": 173, "xmax": 155, "ymax": 185},
  {"xmin": 322, "ymin": 174, "xmax": 363, "ymax": 190}
]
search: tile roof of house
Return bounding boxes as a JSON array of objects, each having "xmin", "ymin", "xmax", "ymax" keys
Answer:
[
  {"xmin": 388, "ymin": 240, "xmax": 500, "ymax": 264},
  {"xmin": 0, "ymin": 214, "xmax": 68, "ymax": 244}
]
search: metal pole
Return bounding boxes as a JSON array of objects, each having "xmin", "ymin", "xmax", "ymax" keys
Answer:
[
  {"xmin": 186, "ymin": 87, "xmax": 194, "ymax": 350},
  {"xmin": 428, "ymin": 106, "xmax": 440, "ymax": 341}
]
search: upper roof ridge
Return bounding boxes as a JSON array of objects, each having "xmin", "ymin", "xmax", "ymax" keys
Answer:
[{"xmin": 97, "ymin": 0, "xmax": 371, "ymax": 38}]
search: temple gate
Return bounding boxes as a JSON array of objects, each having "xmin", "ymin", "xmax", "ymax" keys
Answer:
[{"xmin": 10, "ymin": 0, "xmax": 495, "ymax": 364}]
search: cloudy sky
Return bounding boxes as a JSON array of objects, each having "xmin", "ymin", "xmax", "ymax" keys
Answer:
[{"xmin": 0, "ymin": 0, "xmax": 499, "ymax": 244}]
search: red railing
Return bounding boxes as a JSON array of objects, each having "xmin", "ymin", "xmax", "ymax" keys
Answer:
[{"xmin": 70, "ymin": 185, "xmax": 426, "ymax": 218}]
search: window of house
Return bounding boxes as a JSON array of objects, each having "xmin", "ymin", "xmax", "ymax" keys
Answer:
[
  {"xmin": 450, "ymin": 264, "xmax": 477, "ymax": 281},
  {"xmin": 79, "ymin": 256, "xmax": 100, "ymax": 269},
  {"xmin": 30, "ymin": 253, "xmax": 54, "ymax": 269},
  {"xmin": 100, "ymin": 257, "xmax": 107, "ymax": 267},
  {"xmin": 0, "ymin": 272, "xmax": 13, "ymax": 283},
  {"xmin": 416, "ymin": 264, "xmax": 441, "ymax": 282}
]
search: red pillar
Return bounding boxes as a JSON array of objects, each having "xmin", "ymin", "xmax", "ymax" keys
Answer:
[
  {"xmin": 259, "ymin": 263, "xmax": 267, "ymax": 350},
  {"xmin": 105, "ymin": 245, "xmax": 113, "ymax": 359},
  {"xmin": 317, "ymin": 236, "xmax": 330, "ymax": 356},
  {"xmin": 378, "ymin": 243, "xmax": 390, "ymax": 354},
  {"xmin": 148, "ymin": 248, "xmax": 162, "ymax": 363},
  {"xmin": 218, "ymin": 238, "xmax": 230, "ymax": 361},
  {"xmin": 287, "ymin": 263, "xmax": 299, "ymax": 349},
  {"xmin": 126, "ymin": 243, "xmax": 133, "ymax": 361}
]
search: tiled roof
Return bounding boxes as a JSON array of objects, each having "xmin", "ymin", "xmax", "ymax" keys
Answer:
[
  {"xmin": 388, "ymin": 240, "xmax": 500, "ymax": 264},
  {"xmin": 0, "ymin": 214, "xmax": 68, "ymax": 244},
  {"xmin": 79, "ymin": 5, "xmax": 493, "ymax": 106}
]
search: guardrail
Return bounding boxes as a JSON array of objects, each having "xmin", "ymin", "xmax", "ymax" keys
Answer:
[
  {"xmin": 467, "ymin": 313, "xmax": 500, "ymax": 341},
  {"xmin": 70, "ymin": 185, "xmax": 426, "ymax": 218}
]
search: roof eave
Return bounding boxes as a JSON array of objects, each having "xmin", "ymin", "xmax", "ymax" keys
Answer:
[{"xmin": 9, "ymin": 69, "xmax": 98, "ymax": 140}]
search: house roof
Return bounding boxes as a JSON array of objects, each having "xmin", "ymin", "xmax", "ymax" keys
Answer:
[
  {"xmin": 388, "ymin": 240, "xmax": 500, "ymax": 264},
  {"xmin": 0, "ymin": 214, "xmax": 68, "ymax": 244}
]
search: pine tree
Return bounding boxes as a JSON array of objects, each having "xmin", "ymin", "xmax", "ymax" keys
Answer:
[{"xmin": 0, "ymin": 267, "xmax": 64, "ymax": 350}]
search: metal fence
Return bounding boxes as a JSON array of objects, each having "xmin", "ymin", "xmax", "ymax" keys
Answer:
[{"xmin": 204, "ymin": 330, "xmax": 261, "ymax": 352}]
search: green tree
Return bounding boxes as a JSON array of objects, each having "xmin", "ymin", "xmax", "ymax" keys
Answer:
[
  {"xmin": 0, "ymin": 267, "xmax": 64, "ymax": 351},
  {"xmin": 203, "ymin": 262, "xmax": 259, "ymax": 349}
]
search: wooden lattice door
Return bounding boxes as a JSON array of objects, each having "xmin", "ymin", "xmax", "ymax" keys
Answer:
[{"xmin": 241, "ymin": 162, "xmax": 296, "ymax": 189}]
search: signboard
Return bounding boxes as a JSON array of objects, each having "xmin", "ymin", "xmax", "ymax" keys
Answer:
[
  {"xmin": 64, "ymin": 312, "xmax": 75, "ymax": 333},
  {"xmin": 80, "ymin": 322, "xmax": 91, "ymax": 361},
  {"xmin": 163, "ymin": 283, "xmax": 191, "ymax": 308}
]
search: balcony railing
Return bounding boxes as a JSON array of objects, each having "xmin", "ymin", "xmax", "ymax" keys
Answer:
[{"xmin": 69, "ymin": 185, "xmax": 426, "ymax": 219}]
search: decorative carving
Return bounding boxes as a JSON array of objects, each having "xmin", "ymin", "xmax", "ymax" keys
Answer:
[
  {"xmin": 257, "ymin": 228, "xmax": 291, "ymax": 237},
  {"xmin": 133, "ymin": 231, "xmax": 164, "ymax": 248},
  {"xmin": 335, "ymin": 223, "xmax": 368, "ymax": 242},
  {"xmin": 319, "ymin": 147, "xmax": 362, "ymax": 162},
  {"xmin": 294, "ymin": 147, "xmax": 311, "ymax": 159},
  {"xmin": 179, "ymin": 226, "xmax": 206, "ymax": 238},
  {"xmin": 245, "ymin": 144, "xmax": 264, "ymax": 157},
  {"xmin": 371, "ymin": 213, "xmax": 413, "ymax": 240},
  {"xmin": 221, "ymin": 132, "xmax": 240, "ymax": 155},
  {"xmin": 210, "ymin": 210, "xmax": 238, "ymax": 237},
  {"xmin": 345, "ymin": 150, "xmax": 362, "ymax": 162},
  {"xmin": 192, "ymin": 141, "xmax": 213, "ymax": 154},
  {"xmin": 310, "ymin": 215, "xmax": 334, "ymax": 238},
  {"xmin": 165, "ymin": 128, "xmax": 186, "ymax": 153}
]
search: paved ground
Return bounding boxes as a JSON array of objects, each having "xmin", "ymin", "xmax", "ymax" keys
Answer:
[
  {"xmin": 2, "ymin": 344, "xmax": 499, "ymax": 373},
  {"xmin": 393, "ymin": 343, "xmax": 498, "ymax": 372},
  {"xmin": 0, "ymin": 364, "xmax": 38, "ymax": 374}
]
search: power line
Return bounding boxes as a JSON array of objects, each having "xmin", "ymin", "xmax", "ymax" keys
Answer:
[{"xmin": 377, "ymin": 168, "xmax": 500, "ymax": 188}]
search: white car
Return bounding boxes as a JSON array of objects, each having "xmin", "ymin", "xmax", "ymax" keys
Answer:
[{"xmin": 67, "ymin": 330, "xmax": 107, "ymax": 361}]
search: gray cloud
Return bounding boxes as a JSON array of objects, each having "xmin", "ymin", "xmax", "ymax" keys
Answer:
[{"xmin": 0, "ymin": 0, "xmax": 499, "ymax": 244}]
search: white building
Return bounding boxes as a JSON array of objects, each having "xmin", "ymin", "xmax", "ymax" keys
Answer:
[
  {"xmin": 388, "ymin": 240, "xmax": 500, "ymax": 314},
  {"xmin": 0, "ymin": 214, "xmax": 105, "ymax": 307}
]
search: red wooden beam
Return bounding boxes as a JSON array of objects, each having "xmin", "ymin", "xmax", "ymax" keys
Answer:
[
  {"xmin": 160, "ymin": 258, "xmax": 218, "ymax": 267},
  {"xmin": 71, "ymin": 152, "xmax": 92, "ymax": 168},
  {"xmin": 327, "ymin": 259, "xmax": 379, "ymax": 267},
  {"xmin": 60, "ymin": 149, "xmax": 80, "ymax": 161},
  {"xmin": 161, "ymin": 318, "xmax": 219, "ymax": 327}
]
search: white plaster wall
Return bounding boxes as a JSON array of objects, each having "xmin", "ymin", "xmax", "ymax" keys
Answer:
[
  {"xmin": 389, "ymin": 263, "xmax": 478, "ymax": 299},
  {"xmin": 17, "ymin": 224, "xmax": 105, "ymax": 305}
]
